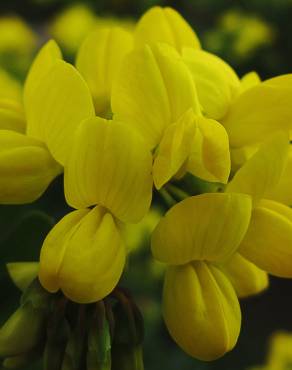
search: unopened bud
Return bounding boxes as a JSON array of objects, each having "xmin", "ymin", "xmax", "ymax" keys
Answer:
[
  {"xmin": 111, "ymin": 289, "xmax": 144, "ymax": 370},
  {"xmin": 43, "ymin": 298, "xmax": 70, "ymax": 370},
  {"xmin": 61, "ymin": 306, "xmax": 87, "ymax": 370},
  {"xmin": 0, "ymin": 279, "xmax": 51, "ymax": 358},
  {"xmin": 0, "ymin": 302, "xmax": 46, "ymax": 357},
  {"xmin": 86, "ymin": 301, "xmax": 111, "ymax": 370},
  {"xmin": 2, "ymin": 346, "xmax": 42, "ymax": 369}
]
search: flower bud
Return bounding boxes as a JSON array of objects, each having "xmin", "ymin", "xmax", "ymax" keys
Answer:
[
  {"xmin": 0, "ymin": 130, "xmax": 61, "ymax": 204},
  {"xmin": 39, "ymin": 206, "xmax": 126, "ymax": 303},
  {"xmin": 86, "ymin": 302, "xmax": 111, "ymax": 370},
  {"xmin": 111, "ymin": 290, "xmax": 144, "ymax": 370},
  {"xmin": 0, "ymin": 302, "xmax": 47, "ymax": 357},
  {"xmin": 0, "ymin": 279, "xmax": 51, "ymax": 358}
]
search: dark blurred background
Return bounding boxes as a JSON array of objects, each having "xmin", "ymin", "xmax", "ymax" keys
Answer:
[{"xmin": 0, "ymin": 1, "xmax": 292, "ymax": 369}]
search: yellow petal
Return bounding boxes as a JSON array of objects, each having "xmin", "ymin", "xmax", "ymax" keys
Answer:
[
  {"xmin": 187, "ymin": 116, "xmax": 231, "ymax": 184},
  {"xmin": 26, "ymin": 60, "xmax": 95, "ymax": 164},
  {"xmin": 153, "ymin": 109, "xmax": 197, "ymax": 189},
  {"xmin": 226, "ymin": 132, "xmax": 289, "ymax": 204},
  {"xmin": 112, "ymin": 43, "xmax": 200, "ymax": 149},
  {"xmin": 219, "ymin": 253, "xmax": 268, "ymax": 298},
  {"xmin": 183, "ymin": 48, "xmax": 240, "ymax": 120},
  {"xmin": 39, "ymin": 206, "xmax": 125, "ymax": 303},
  {"xmin": 134, "ymin": 6, "xmax": 201, "ymax": 52},
  {"xmin": 222, "ymin": 74, "xmax": 292, "ymax": 147},
  {"xmin": 240, "ymin": 71, "xmax": 261, "ymax": 92},
  {"xmin": 240, "ymin": 199, "xmax": 292, "ymax": 277},
  {"xmin": 0, "ymin": 130, "xmax": 61, "ymax": 204},
  {"xmin": 23, "ymin": 40, "xmax": 62, "ymax": 107},
  {"xmin": 0, "ymin": 100, "xmax": 25, "ymax": 133},
  {"xmin": 265, "ymin": 146, "xmax": 292, "ymax": 206},
  {"xmin": 76, "ymin": 26, "xmax": 133, "ymax": 115},
  {"xmin": 64, "ymin": 117, "xmax": 153, "ymax": 223},
  {"xmin": 7, "ymin": 262, "xmax": 39, "ymax": 292},
  {"xmin": 230, "ymin": 144, "xmax": 258, "ymax": 172},
  {"xmin": 151, "ymin": 192, "xmax": 252, "ymax": 265},
  {"xmin": 163, "ymin": 262, "xmax": 241, "ymax": 361}
]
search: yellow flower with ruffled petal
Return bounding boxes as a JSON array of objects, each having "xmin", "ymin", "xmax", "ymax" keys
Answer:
[
  {"xmin": 222, "ymin": 74, "xmax": 292, "ymax": 148},
  {"xmin": 0, "ymin": 39, "xmax": 97, "ymax": 204},
  {"xmin": 39, "ymin": 116, "xmax": 153, "ymax": 303},
  {"xmin": 227, "ymin": 131, "xmax": 292, "ymax": 278},
  {"xmin": 112, "ymin": 42, "xmax": 231, "ymax": 189},
  {"xmin": 151, "ymin": 192, "xmax": 252, "ymax": 360}
]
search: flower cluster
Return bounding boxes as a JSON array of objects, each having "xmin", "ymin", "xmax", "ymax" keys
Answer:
[{"xmin": 1, "ymin": 5, "xmax": 292, "ymax": 364}]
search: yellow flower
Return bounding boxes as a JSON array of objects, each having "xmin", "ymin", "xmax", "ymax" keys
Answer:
[
  {"xmin": 134, "ymin": 6, "xmax": 201, "ymax": 52},
  {"xmin": 151, "ymin": 192, "xmax": 252, "ymax": 360},
  {"xmin": 76, "ymin": 26, "xmax": 133, "ymax": 115},
  {"xmin": 0, "ymin": 39, "xmax": 96, "ymax": 204},
  {"xmin": 182, "ymin": 47, "xmax": 241, "ymax": 120},
  {"xmin": 227, "ymin": 131, "xmax": 292, "ymax": 278},
  {"xmin": 39, "ymin": 116, "xmax": 153, "ymax": 303},
  {"xmin": 112, "ymin": 42, "xmax": 231, "ymax": 189},
  {"xmin": 222, "ymin": 74, "xmax": 292, "ymax": 148},
  {"xmin": 39, "ymin": 207, "xmax": 125, "ymax": 304}
]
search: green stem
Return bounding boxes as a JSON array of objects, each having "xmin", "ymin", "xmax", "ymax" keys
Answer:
[
  {"xmin": 165, "ymin": 184, "xmax": 190, "ymax": 202},
  {"xmin": 157, "ymin": 188, "xmax": 176, "ymax": 209}
]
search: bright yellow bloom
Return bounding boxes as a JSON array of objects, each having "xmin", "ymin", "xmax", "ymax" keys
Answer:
[
  {"xmin": 134, "ymin": 6, "xmax": 201, "ymax": 52},
  {"xmin": 25, "ymin": 54, "xmax": 95, "ymax": 165},
  {"xmin": 112, "ymin": 42, "xmax": 231, "ymax": 188},
  {"xmin": 0, "ymin": 131, "xmax": 60, "ymax": 204},
  {"xmin": 182, "ymin": 48, "xmax": 241, "ymax": 120},
  {"xmin": 227, "ymin": 132, "xmax": 292, "ymax": 278},
  {"xmin": 151, "ymin": 192, "xmax": 252, "ymax": 360},
  {"xmin": 0, "ymin": 39, "xmax": 96, "ymax": 204},
  {"xmin": 39, "ymin": 116, "xmax": 153, "ymax": 302},
  {"xmin": 39, "ymin": 207, "xmax": 125, "ymax": 304},
  {"xmin": 222, "ymin": 74, "xmax": 292, "ymax": 148},
  {"xmin": 64, "ymin": 117, "xmax": 153, "ymax": 223},
  {"xmin": 76, "ymin": 26, "xmax": 133, "ymax": 115},
  {"xmin": 219, "ymin": 253, "xmax": 268, "ymax": 298}
]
